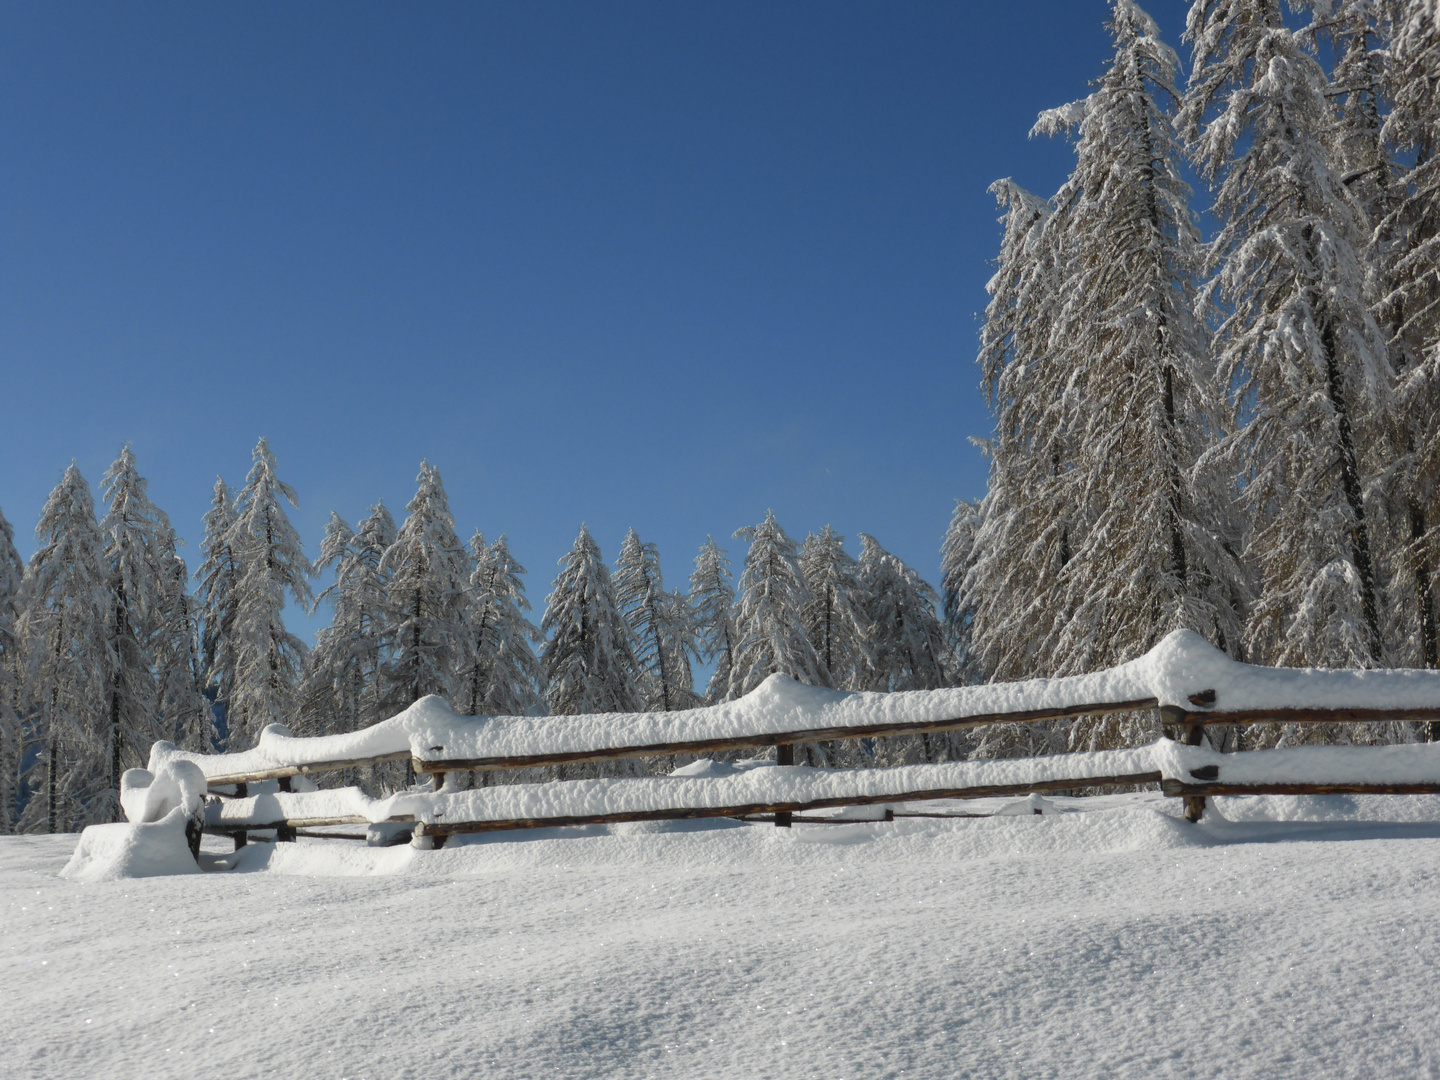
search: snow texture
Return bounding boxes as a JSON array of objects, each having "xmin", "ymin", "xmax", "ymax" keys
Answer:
[
  {"xmin": 14, "ymin": 793, "xmax": 1440, "ymax": 1078},
  {"xmin": 150, "ymin": 629, "xmax": 1440, "ymax": 783},
  {"xmin": 58, "ymin": 808, "xmax": 200, "ymax": 882},
  {"xmin": 119, "ymin": 761, "xmax": 207, "ymax": 824}
]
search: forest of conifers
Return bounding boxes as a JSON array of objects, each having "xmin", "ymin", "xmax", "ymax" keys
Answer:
[{"xmin": 1, "ymin": 0, "xmax": 1437, "ymax": 831}]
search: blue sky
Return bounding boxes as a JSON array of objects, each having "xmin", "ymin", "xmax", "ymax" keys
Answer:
[{"xmin": 0, "ymin": 1, "xmax": 1189, "ymax": 638}]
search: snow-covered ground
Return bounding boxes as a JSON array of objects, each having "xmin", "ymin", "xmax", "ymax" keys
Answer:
[{"xmin": 7, "ymin": 794, "xmax": 1440, "ymax": 1079}]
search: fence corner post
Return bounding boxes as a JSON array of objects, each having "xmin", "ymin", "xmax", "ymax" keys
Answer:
[{"xmin": 1183, "ymin": 722, "xmax": 1206, "ymax": 822}]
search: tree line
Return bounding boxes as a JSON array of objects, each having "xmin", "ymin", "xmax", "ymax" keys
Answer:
[
  {"xmin": 0, "ymin": 441, "xmax": 959, "ymax": 832},
  {"xmin": 940, "ymin": 0, "xmax": 1440, "ymax": 754}
]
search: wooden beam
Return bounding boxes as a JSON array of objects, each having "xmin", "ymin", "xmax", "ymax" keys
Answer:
[
  {"xmin": 1163, "ymin": 780, "xmax": 1440, "ymax": 797},
  {"xmin": 412, "ymin": 698, "xmax": 1164, "ymax": 773},
  {"xmin": 204, "ymin": 750, "xmax": 413, "ymax": 788},
  {"xmin": 409, "ymin": 772, "xmax": 1164, "ymax": 839},
  {"xmin": 1162, "ymin": 706, "xmax": 1440, "ymax": 728}
]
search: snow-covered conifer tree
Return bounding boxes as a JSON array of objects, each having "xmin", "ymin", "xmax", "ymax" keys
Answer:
[
  {"xmin": 689, "ymin": 537, "xmax": 738, "ymax": 705},
  {"xmin": 225, "ymin": 439, "xmax": 314, "ymax": 749},
  {"xmin": 0, "ymin": 508, "xmax": 24, "ymax": 832},
  {"xmin": 18, "ymin": 466, "xmax": 111, "ymax": 832},
  {"xmin": 98, "ymin": 447, "xmax": 174, "ymax": 814},
  {"xmin": 966, "ymin": 179, "xmax": 1078, "ymax": 686},
  {"xmin": 613, "ymin": 529, "xmax": 700, "ymax": 711},
  {"xmin": 1181, "ymin": 0, "xmax": 1391, "ymax": 669},
  {"xmin": 939, "ymin": 498, "xmax": 984, "ymax": 687},
  {"xmin": 1371, "ymin": 0, "xmax": 1440, "ymax": 675},
  {"xmin": 728, "ymin": 511, "xmax": 824, "ymax": 698},
  {"xmin": 459, "ymin": 533, "xmax": 543, "ymax": 717},
  {"xmin": 151, "ymin": 534, "xmax": 213, "ymax": 754},
  {"xmin": 540, "ymin": 525, "xmax": 639, "ymax": 716},
  {"xmin": 856, "ymin": 535, "xmax": 950, "ymax": 694},
  {"xmin": 798, "ymin": 526, "xmax": 870, "ymax": 690},
  {"xmin": 195, "ymin": 478, "xmax": 241, "ymax": 725},
  {"xmin": 381, "ymin": 463, "xmax": 470, "ymax": 711},
  {"xmin": 1025, "ymin": 0, "xmax": 1246, "ymax": 685}
]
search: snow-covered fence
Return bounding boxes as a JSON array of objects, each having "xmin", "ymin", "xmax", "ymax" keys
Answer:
[{"xmin": 125, "ymin": 629, "xmax": 1440, "ymax": 853}]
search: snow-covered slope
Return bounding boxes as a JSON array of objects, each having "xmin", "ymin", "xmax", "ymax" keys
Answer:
[{"xmin": 11, "ymin": 794, "xmax": 1440, "ymax": 1079}]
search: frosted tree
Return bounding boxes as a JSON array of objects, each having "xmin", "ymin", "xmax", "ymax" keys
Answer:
[
  {"xmin": 151, "ymin": 535, "xmax": 214, "ymax": 754},
  {"xmin": 0, "ymin": 508, "xmax": 24, "ymax": 832},
  {"xmin": 459, "ymin": 533, "xmax": 543, "ymax": 717},
  {"xmin": 728, "ymin": 511, "xmax": 824, "ymax": 699},
  {"xmin": 939, "ymin": 497, "xmax": 984, "ymax": 687},
  {"xmin": 195, "ymin": 478, "xmax": 241, "ymax": 724},
  {"xmin": 613, "ymin": 529, "xmax": 700, "ymax": 711},
  {"xmin": 382, "ymin": 463, "xmax": 470, "ymax": 711},
  {"xmin": 966, "ymin": 179, "xmax": 1078, "ymax": 686},
  {"xmin": 1181, "ymin": 0, "xmax": 1390, "ymax": 669},
  {"xmin": 98, "ymin": 447, "xmax": 173, "ymax": 813},
  {"xmin": 541, "ymin": 525, "xmax": 639, "ymax": 716},
  {"xmin": 856, "ymin": 535, "xmax": 954, "ymax": 764},
  {"xmin": 1027, "ymin": 0, "xmax": 1246, "ymax": 687},
  {"xmin": 301, "ymin": 504, "xmax": 397, "ymax": 736},
  {"xmin": 226, "ymin": 438, "xmax": 314, "ymax": 749},
  {"xmin": 18, "ymin": 466, "xmax": 111, "ymax": 832},
  {"xmin": 798, "ymin": 526, "xmax": 870, "ymax": 690},
  {"xmin": 689, "ymin": 536, "xmax": 738, "ymax": 705},
  {"xmin": 1371, "ymin": 0, "xmax": 1440, "ymax": 676},
  {"xmin": 856, "ymin": 535, "xmax": 950, "ymax": 693}
]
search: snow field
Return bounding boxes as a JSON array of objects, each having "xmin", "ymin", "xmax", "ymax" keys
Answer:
[{"xmin": 8, "ymin": 795, "xmax": 1440, "ymax": 1079}]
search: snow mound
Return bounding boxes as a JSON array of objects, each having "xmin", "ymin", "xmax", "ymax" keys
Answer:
[
  {"xmin": 60, "ymin": 808, "xmax": 201, "ymax": 882},
  {"xmin": 119, "ymin": 760, "xmax": 207, "ymax": 824}
]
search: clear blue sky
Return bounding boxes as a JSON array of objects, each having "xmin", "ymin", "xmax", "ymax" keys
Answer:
[{"xmin": 0, "ymin": 1, "xmax": 1188, "ymax": 638}]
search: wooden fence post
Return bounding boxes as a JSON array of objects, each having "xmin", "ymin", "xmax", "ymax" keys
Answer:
[
  {"xmin": 1182, "ymin": 723, "xmax": 1207, "ymax": 822},
  {"xmin": 775, "ymin": 743, "xmax": 794, "ymax": 827},
  {"xmin": 276, "ymin": 776, "xmax": 297, "ymax": 842},
  {"xmin": 233, "ymin": 782, "xmax": 248, "ymax": 850}
]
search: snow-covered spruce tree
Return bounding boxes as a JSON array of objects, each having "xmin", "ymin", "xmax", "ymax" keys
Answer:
[
  {"xmin": 856, "ymin": 534, "xmax": 957, "ymax": 765},
  {"xmin": 1371, "ymin": 0, "xmax": 1440, "ymax": 676},
  {"xmin": 939, "ymin": 497, "xmax": 984, "ymax": 688},
  {"xmin": 613, "ymin": 529, "xmax": 700, "ymax": 712},
  {"xmin": 97, "ymin": 447, "xmax": 174, "ymax": 815},
  {"xmin": 689, "ymin": 536, "xmax": 738, "ymax": 705},
  {"xmin": 459, "ymin": 532, "xmax": 542, "ymax": 717},
  {"xmin": 301, "ymin": 504, "xmax": 397, "ymax": 737},
  {"xmin": 966, "ymin": 178, "xmax": 1080, "ymax": 695},
  {"xmin": 225, "ymin": 439, "xmax": 314, "ymax": 750},
  {"xmin": 728, "ymin": 511, "xmax": 824, "ymax": 700},
  {"xmin": 798, "ymin": 526, "xmax": 871, "ymax": 691},
  {"xmin": 381, "ymin": 464, "xmax": 470, "ymax": 713},
  {"xmin": 151, "ymin": 533, "xmax": 214, "ymax": 754},
  {"xmin": 18, "ymin": 466, "xmax": 111, "ymax": 832},
  {"xmin": 195, "ymin": 478, "xmax": 241, "ymax": 729},
  {"xmin": 0, "ymin": 508, "xmax": 24, "ymax": 832},
  {"xmin": 1181, "ymin": 0, "xmax": 1390, "ymax": 672},
  {"xmin": 1026, "ymin": 1, "xmax": 1246, "ymax": 713},
  {"xmin": 541, "ymin": 525, "xmax": 639, "ymax": 718}
]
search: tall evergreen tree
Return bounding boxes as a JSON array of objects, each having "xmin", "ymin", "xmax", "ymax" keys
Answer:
[
  {"xmin": 382, "ymin": 463, "xmax": 470, "ymax": 711},
  {"xmin": 151, "ymin": 531, "xmax": 213, "ymax": 754},
  {"xmin": 613, "ymin": 529, "xmax": 700, "ymax": 711},
  {"xmin": 856, "ymin": 535, "xmax": 951, "ymax": 695},
  {"xmin": 728, "ymin": 511, "xmax": 824, "ymax": 698},
  {"xmin": 798, "ymin": 526, "xmax": 870, "ymax": 690},
  {"xmin": 967, "ymin": 179, "xmax": 1079, "ymax": 684},
  {"xmin": 195, "ymin": 478, "xmax": 241, "ymax": 728},
  {"xmin": 19, "ymin": 466, "xmax": 110, "ymax": 832},
  {"xmin": 98, "ymin": 447, "xmax": 172, "ymax": 816},
  {"xmin": 1181, "ymin": 0, "xmax": 1390, "ymax": 668},
  {"xmin": 689, "ymin": 536, "xmax": 738, "ymax": 705},
  {"xmin": 459, "ymin": 532, "xmax": 543, "ymax": 717},
  {"xmin": 226, "ymin": 438, "xmax": 313, "ymax": 748},
  {"xmin": 1372, "ymin": 0, "xmax": 1440, "ymax": 674},
  {"xmin": 939, "ymin": 497, "xmax": 984, "ymax": 686},
  {"xmin": 0, "ymin": 508, "xmax": 24, "ymax": 832},
  {"xmin": 541, "ymin": 525, "xmax": 638, "ymax": 716},
  {"xmin": 302, "ymin": 504, "xmax": 397, "ymax": 735},
  {"xmin": 1028, "ymin": 0, "xmax": 1245, "ymax": 679}
]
